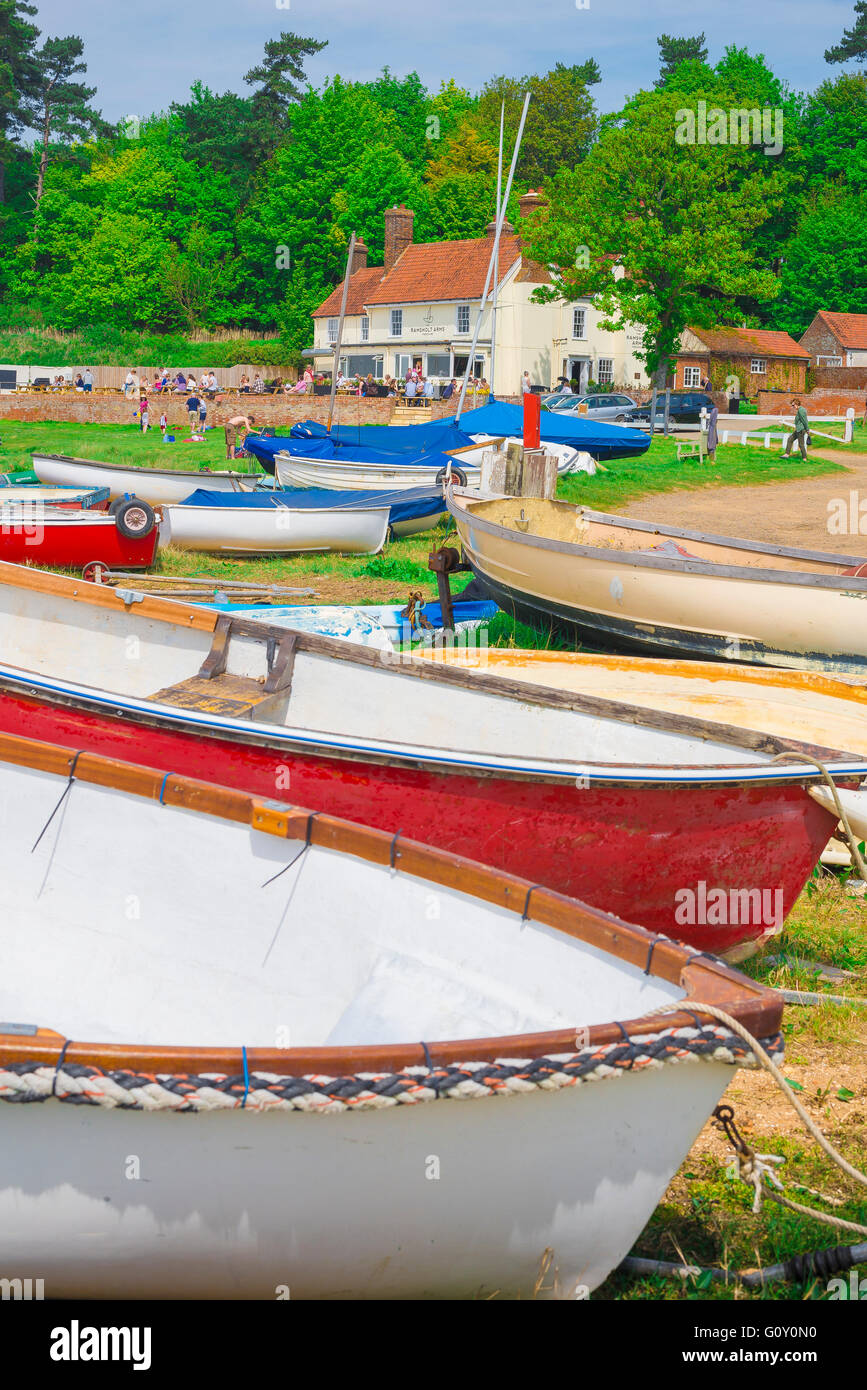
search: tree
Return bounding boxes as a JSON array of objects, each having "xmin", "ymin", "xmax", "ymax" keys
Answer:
[
  {"xmin": 825, "ymin": 1, "xmax": 867, "ymax": 64},
  {"xmin": 30, "ymin": 36, "xmax": 110, "ymax": 207},
  {"xmin": 569, "ymin": 59, "xmax": 603, "ymax": 87},
  {"xmin": 243, "ymin": 31, "xmax": 327, "ymax": 157},
  {"xmin": 523, "ymin": 87, "xmax": 783, "ymax": 389},
  {"xmin": 656, "ymin": 33, "xmax": 709, "ymax": 87},
  {"xmin": 770, "ymin": 192, "xmax": 867, "ymax": 333},
  {"xmin": 170, "ymin": 81, "xmax": 260, "ymax": 194},
  {"xmin": 475, "ymin": 67, "xmax": 597, "ymax": 185},
  {"xmin": 0, "ymin": 0, "xmax": 40, "ymax": 203}
]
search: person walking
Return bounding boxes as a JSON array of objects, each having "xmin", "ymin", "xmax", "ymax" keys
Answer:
[
  {"xmin": 784, "ymin": 398, "xmax": 810, "ymax": 461},
  {"xmin": 198, "ymin": 396, "xmax": 208, "ymax": 433},
  {"xmin": 521, "ymin": 370, "xmax": 533, "ymax": 394},
  {"xmin": 186, "ymin": 390, "xmax": 201, "ymax": 433},
  {"xmin": 139, "ymin": 393, "xmax": 150, "ymax": 434},
  {"xmin": 705, "ymin": 402, "xmax": 719, "ymax": 462}
]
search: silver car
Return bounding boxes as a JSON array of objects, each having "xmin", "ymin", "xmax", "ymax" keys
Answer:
[{"xmin": 549, "ymin": 393, "xmax": 638, "ymax": 421}]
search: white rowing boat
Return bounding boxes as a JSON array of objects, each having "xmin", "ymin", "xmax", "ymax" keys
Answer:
[
  {"xmin": 0, "ymin": 560, "xmax": 863, "ymax": 954},
  {"xmin": 274, "ymin": 437, "xmax": 593, "ymax": 492},
  {"xmin": 159, "ymin": 498, "xmax": 391, "ymax": 555},
  {"xmin": 0, "ymin": 732, "xmax": 783, "ymax": 1299},
  {"xmin": 33, "ymin": 453, "xmax": 263, "ymax": 505}
]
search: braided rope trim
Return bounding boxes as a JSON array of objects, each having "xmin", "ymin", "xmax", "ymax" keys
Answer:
[{"xmin": 0, "ymin": 1025, "xmax": 783, "ymax": 1115}]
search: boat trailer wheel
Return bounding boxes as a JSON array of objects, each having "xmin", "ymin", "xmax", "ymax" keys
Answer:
[
  {"xmin": 114, "ymin": 498, "xmax": 156, "ymax": 538},
  {"xmin": 82, "ymin": 561, "xmax": 110, "ymax": 583}
]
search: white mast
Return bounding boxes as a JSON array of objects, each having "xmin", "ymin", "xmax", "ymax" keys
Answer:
[
  {"xmin": 327, "ymin": 232, "xmax": 356, "ymax": 434},
  {"xmin": 489, "ymin": 101, "xmax": 505, "ymax": 399},
  {"xmin": 455, "ymin": 92, "xmax": 530, "ymax": 428}
]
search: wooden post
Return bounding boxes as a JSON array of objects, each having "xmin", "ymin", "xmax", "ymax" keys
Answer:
[
  {"xmin": 504, "ymin": 440, "xmax": 524, "ymax": 495},
  {"xmin": 521, "ymin": 448, "xmax": 557, "ymax": 498}
]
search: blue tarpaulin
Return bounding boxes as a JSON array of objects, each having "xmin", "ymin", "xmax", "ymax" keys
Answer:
[
  {"xmin": 243, "ymin": 398, "xmax": 650, "ymax": 473},
  {"xmin": 180, "ymin": 485, "xmax": 446, "ymax": 527}
]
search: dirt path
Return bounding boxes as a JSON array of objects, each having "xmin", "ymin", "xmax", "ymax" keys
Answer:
[{"xmin": 625, "ymin": 449, "xmax": 867, "ymax": 554}]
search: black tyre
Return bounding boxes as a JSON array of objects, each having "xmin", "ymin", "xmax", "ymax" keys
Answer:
[
  {"xmin": 114, "ymin": 498, "xmax": 155, "ymax": 538},
  {"xmin": 435, "ymin": 465, "xmax": 468, "ymax": 488}
]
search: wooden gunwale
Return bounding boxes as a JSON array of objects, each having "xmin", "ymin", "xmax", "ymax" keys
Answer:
[
  {"xmin": 0, "ymin": 561, "xmax": 860, "ymax": 776},
  {"xmin": 33, "ymin": 452, "xmax": 257, "ymax": 485},
  {"xmin": 447, "ymin": 493, "xmax": 867, "ymax": 589},
  {"xmin": 0, "ymin": 730, "xmax": 782, "ymax": 1076}
]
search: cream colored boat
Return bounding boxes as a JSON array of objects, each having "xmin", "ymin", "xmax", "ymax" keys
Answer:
[
  {"xmin": 446, "ymin": 490, "xmax": 867, "ymax": 676},
  {"xmin": 416, "ymin": 647, "xmax": 867, "ymax": 839}
]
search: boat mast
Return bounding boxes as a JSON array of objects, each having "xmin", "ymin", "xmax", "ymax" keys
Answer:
[
  {"xmin": 327, "ymin": 231, "xmax": 356, "ymax": 434},
  {"xmin": 455, "ymin": 92, "xmax": 530, "ymax": 428},
  {"xmin": 489, "ymin": 102, "xmax": 505, "ymax": 400}
]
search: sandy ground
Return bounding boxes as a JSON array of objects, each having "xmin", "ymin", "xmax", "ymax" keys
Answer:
[{"xmin": 626, "ymin": 448, "xmax": 867, "ymax": 555}]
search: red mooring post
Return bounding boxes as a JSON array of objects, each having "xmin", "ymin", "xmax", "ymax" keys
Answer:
[{"xmin": 523, "ymin": 391, "xmax": 541, "ymax": 449}]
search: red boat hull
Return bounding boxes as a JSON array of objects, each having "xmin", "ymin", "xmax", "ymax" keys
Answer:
[
  {"xmin": 0, "ymin": 689, "xmax": 836, "ymax": 955},
  {"xmin": 0, "ymin": 518, "xmax": 157, "ymax": 569}
]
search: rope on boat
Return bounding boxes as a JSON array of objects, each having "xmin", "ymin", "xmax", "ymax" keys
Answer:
[
  {"xmin": 770, "ymin": 750, "xmax": 867, "ymax": 882},
  {"xmin": 620, "ymin": 1243, "xmax": 867, "ymax": 1289},
  {"xmin": 650, "ymin": 999, "xmax": 867, "ymax": 1237},
  {"xmin": 0, "ymin": 1022, "xmax": 783, "ymax": 1114}
]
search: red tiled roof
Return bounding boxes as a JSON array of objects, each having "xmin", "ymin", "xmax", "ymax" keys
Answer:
[
  {"xmin": 312, "ymin": 267, "xmax": 385, "ymax": 320},
  {"xmin": 812, "ymin": 311, "xmax": 867, "ymax": 351},
  {"xmin": 365, "ymin": 234, "xmax": 522, "ymax": 305},
  {"xmin": 685, "ymin": 326, "xmax": 810, "ymax": 360}
]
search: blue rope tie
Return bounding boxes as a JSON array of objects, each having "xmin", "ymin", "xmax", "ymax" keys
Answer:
[
  {"xmin": 158, "ymin": 772, "xmax": 174, "ymax": 805},
  {"xmin": 241, "ymin": 1046, "xmax": 250, "ymax": 1109}
]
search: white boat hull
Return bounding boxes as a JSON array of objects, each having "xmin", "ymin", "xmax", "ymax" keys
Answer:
[
  {"xmin": 33, "ymin": 453, "xmax": 261, "ymax": 505},
  {"xmin": 0, "ymin": 743, "xmax": 775, "ymax": 1300},
  {"xmin": 160, "ymin": 503, "xmax": 390, "ymax": 554},
  {"xmin": 274, "ymin": 437, "xmax": 585, "ymax": 492},
  {"xmin": 4, "ymin": 1065, "xmax": 729, "ymax": 1299}
]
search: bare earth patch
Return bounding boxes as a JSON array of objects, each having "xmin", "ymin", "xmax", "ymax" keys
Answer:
[{"xmin": 624, "ymin": 448, "xmax": 867, "ymax": 554}]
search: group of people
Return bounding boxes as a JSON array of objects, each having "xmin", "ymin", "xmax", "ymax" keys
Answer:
[{"xmin": 124, "ymin": 369, "xmax": 223, "ymax": 398}]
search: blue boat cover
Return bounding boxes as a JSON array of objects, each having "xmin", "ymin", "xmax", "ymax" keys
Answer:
[
  {"xmin": 180, "ymin": 485, "xmax": 446, "ymax": 526},
  {"xmin": 244, "ymin": 430, "xmax": 465, "ymax": 474},
  {"xmin": 242, "ymin": 399, "xmax": 650, "ymax": 468}
]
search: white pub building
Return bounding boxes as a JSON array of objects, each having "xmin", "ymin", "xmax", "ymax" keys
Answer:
[{"xmin": 309, "ymin": 194, "xmax": 648, "ymax": 395}]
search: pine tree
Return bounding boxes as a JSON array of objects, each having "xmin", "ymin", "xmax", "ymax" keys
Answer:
[
  {"xmin": 0, "ymin": 0, "xmax": 40, "ymax": 203},
  {"xmin": 655, "ymin": 33, "xmax": 709, "ymax": 87},
  {"xmin": 30, "ymin": 36, "xmax": 110, "ymax": 207},
  {"xmin": 825, "ymin": 1, "xmax": 867, "ymax": 64}
]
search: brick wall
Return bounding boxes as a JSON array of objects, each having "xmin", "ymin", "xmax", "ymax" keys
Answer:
[
  {"xmin": 756, "ymin": 388, "xmax": 863, "ymax": 416},
  {"xmin": 0, "ymin": 390, "xmax": 516, "ymax": 429},
  {"xmin": 813, "ymin": 365, "xmax": 867, "ymax": 390},
  {"xmin": 799, "ymin": 318, "xmax": 843, "ymax": 365}
]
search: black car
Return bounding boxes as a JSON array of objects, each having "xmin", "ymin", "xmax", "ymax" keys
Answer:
[{"xmin": 624, "ymin": 392, "xmax": 715, "ymax": 426}]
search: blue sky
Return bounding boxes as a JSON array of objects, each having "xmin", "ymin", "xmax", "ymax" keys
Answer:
[{"xmin": 30, "ymin": 0, "xmax": 860, "ymax": 123}]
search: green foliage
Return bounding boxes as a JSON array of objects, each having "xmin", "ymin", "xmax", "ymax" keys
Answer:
[
  {"xmin": 525, "ymin": 84, "xmax": 785, "ymax": 382},
  {"xmin": 769, "ymin": 190, "xmax": 867, "ymax": 333},
  {"xmin": 825, "ymin": 0, "xmax": 867, "ymax": 64},
  {"xmin": 655, "ymin": 32, "xmax": 709, "ymax": 87},
  {"xmin": 0, "ymin": 32, "xmax": 863, "ymax": 360}
]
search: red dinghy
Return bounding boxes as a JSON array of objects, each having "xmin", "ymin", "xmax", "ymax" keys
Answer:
[
  {"xmin": 0, "ymin": 501, "xmax": 158, "ymax": 570},
  {"xmin": 0, "ymin": 563, "xmax": 862, "ymax": 957}
]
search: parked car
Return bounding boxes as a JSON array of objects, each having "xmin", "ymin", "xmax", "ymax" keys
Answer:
[
  {"xmin": 549, "ymin": 393, "xmax": 639, "ymax": 421},
  {"xmin": 624, "ymin": 392, "xmax": 715, "ymax": 427}
]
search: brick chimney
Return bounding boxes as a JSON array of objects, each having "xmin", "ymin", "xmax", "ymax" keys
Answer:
[
  {"xmin": 384, "ymin": 204, "xmax": 414, "ymax": 272},
  {"xmin": 485, "ymin": 217, "xmax": 515, "ymax": 237},
  {"xmin": 351, "ymin": 238, "xmax": 368, "ymax": 273},
  {"xmin": 518, "ymin": 189, "xmax": 547, "ymax": 221}
]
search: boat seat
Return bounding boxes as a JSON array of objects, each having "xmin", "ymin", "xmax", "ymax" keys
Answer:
[
  {"xmin": 149, "ymin": 672, "xmax": 287, "ymax": 720},
  {"xmin": 149, "ymin": 616, "xmax": 297, "ymax": 719}
]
